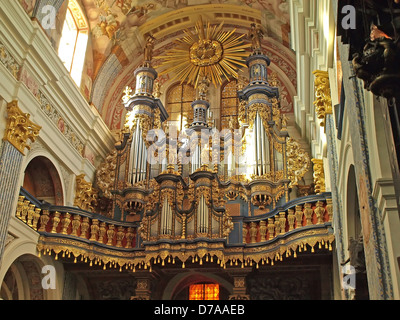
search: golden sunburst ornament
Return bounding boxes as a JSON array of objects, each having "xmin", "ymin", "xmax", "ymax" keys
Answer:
[{"xmin": 157, "ymin": 16, "xmax": 251, "ymax": 87}]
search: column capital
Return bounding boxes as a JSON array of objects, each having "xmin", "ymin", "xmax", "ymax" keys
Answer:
[{"xmin": 3, "ymin": 100, "xmax": 41, "ymax": 155}]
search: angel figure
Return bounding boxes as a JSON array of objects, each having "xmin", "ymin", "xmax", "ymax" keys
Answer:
[
  {"xmin": 143, "ymin": 35, "xmax": 155, "ymax": 65},
  {"xmin": 248, "ymin": 23, "xmax": 264, "ymax": 53}
]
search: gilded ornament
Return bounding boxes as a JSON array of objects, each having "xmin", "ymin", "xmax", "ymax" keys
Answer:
[
  {"xmin": 267, "ymin": 218, "xmax": 275, "ymax": 240},
  {"xmin": 51, "ymin": 212, "xmax": 61, "ymax": 233},
  {"xmin": 295, "ymin": 205, "xmax": 304, "ymax": 229},
  {"xmin": 90, "ymin": 219, "xmax": 100, "ymax": 241},
  {"xmin": 32, "ymin": 208, "xmax": 41, "ymax": 230},
  {"xmin": 61, "ymin": 213, "xmax": 71, "ymax": 235},
  {"xmin": 259, "ymin": 220, "xmax": 267, "ymax": 242},
  {"xmin": 3, "ymin": 100, "xmax": 41, "ymax": 155},
  {"xmin": 38, "ymin": 210, "xmax": 50, "ymax": 232},
  {"xmin": 157, "ymin": 16, "xmax": 250, "ymax": 87},
  {"xmin": 314, "ymin": 201, "xmax": 326, "ymax": 224},
  {"xmin": 304, "ymin": 203, "xmax": 313, "ymax": 226},
  {"xmin": 71, "ymin": 215, "xmax": 81, "ymax": 236},
  {"xmin": 222, "ymin": 214, "xmax": 234, "ymax": 238},
  {"xmin": 122, "ymin": 86, "xmax": 133, "ymax": 104},
  {"xmin": 248, "ymin": 23, "xmax": 264, "ymax": 53},
  {"xmin": 74, "ymin": 174, "xmax": 98, "ymax": 212},
  {"xmin": 313, "ymin": 70, "xmax": 332, "ymax": 127},
  {"xmin": 287, "ymin": 209, "xmax": 295, "ymax": 231},
  {"xmin": 311, "ymin": 158, "xmax": 326, "ymax": 194},
  {"xmin": 96, "ymin": 150, "xmax": 117, "ymax": 199},
  {"xmin": 286, "ymin": 137, "xmax": 311, "ymax": 188},
  {"xmin": 80, "ymin": 217, "xmax": 90, "ymax": 239}
]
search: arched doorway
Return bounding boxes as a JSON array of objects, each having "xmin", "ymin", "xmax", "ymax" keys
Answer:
[
  {"xmin": 22, "ymin": 156, "xmax": 64, "ymax": 205},
  {"xmin": 0, "ymin": 254, "xmax": 46, "ymax": 300},
  {"xmin": 344, "ymin": 165, "xmax": 369, "ymax": 300}
]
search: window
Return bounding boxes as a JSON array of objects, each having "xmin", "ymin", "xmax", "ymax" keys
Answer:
[
  {"xmin": 58, "ymin": 0, "xmax": 88, "ymax": 86},
  {"xmin": 189, "ymin": 283, "xmax": 219, "ymax": 300},
  {"xmin": 166, "ymin": 83, "xmax": 196, "ymax": 132},
  {"xmin": 221, "ymin": 80, "xmax": 239, "ymax": 129}
]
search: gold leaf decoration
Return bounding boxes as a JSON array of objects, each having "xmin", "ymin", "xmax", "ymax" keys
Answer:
[{"xmin": 157, "ymin": 16, "xmax": 251, "ymax": 88}]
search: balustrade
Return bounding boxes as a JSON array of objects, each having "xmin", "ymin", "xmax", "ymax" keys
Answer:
[
  {"xmin": 242, "ymin": 198, "xmax": 333, "ymax": 244},
  {"xmin": 15, "ymin": 195, "xmax": 137, "ymax": 250}
]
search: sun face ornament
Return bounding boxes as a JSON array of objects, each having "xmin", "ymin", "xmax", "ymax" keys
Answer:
[{"xmin": 157, "ymin": 17, "xmax": 251, "ymax": 88}]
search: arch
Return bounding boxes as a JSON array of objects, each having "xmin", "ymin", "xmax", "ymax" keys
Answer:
[
  {"xmin": 346, "ymin": 165, "xmax": 362, "ymax": 240},
  {"xmin": 344, "ymin": 164, "xmax": 369, "ymax": 300},
  {"xmin": 162, "ymin": 271, "xmax": 233, "ymax": 300},
  {"xmin": 22, "ymin": 156, "xmax": 64, "ymax": 206},
  {"xmin": 0, "ymin": 254, "xmax": 46, "ymax": 300}
]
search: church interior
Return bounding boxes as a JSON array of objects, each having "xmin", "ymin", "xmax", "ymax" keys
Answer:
[{"xmin": 0, "ymin": 0, "xmax": 399, "ymax": 300}]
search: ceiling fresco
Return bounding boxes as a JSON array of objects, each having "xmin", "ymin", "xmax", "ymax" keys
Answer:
[{"xmin": 20, "ymin": 0, "xmax": 295, "ymax": 132}]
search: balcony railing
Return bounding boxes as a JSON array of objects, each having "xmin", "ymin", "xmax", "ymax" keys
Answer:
[{"xmin": 15, "ymin": 188, "xmax": 334, "ymax": 271}]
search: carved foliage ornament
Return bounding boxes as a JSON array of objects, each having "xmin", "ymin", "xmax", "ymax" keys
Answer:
[
  {"xmin": 96, "ymin": 150, "xmax": 117, "ymax": 199},
  {"xmin": 313, "ymin": 70, "xmax": 332, "ymax": 127},
  {"xmin": 74, "ymin": 174, "xmax": 98, "ymax": 212},
  {"xmin": 3, "ymin": 100, "xmax": 41, "ymax": 155},
  {"xmin": 311, "ymin": 159, "xmax": 326, "ymax": 194},
  {"xmin": 286, "ymin": 138, "xmax": 311, "ymax": 188}
]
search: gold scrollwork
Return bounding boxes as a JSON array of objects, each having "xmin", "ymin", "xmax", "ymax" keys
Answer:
[
  {"xmin": 311, "ymin": 158, "xmax": 326, "ymax": 194},
  {"xmin": 286, "ymin": 137, "xmax": 311, "ymax": 188},
  {"xmin": 313, "ymin": 70, "xmax": 332, "ymax": 127},
  {"xmin": 3, "ymin": 100, "xmax": 41, "ymax": 155},
  {"xmin": 74, "ymin": 174, "xmax": 98, "ymax": 212}
]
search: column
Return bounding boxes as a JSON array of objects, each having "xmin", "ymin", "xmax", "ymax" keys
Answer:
[
  {"xmin": 229, "ymin": 275, "xmax": 250, "ymax": 300},
  {"xmin": 131, "ymin": 278, "xmax": 152, "ymax": 300},
  {"xmin": 0, "ymin": 100, "xmax": 41, "ymax": 264}
]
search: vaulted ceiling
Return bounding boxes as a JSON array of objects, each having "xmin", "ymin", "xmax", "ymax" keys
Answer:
[{"xmin": 77, "ymin": 0, "xmax": 295, "ymax": 132}]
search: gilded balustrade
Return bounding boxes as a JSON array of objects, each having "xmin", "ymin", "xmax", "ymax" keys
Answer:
[
  {"xmin": 15, "ymin": 191, "xmax": 334, "ymax": 272},
  {"xmin": 242, "ymin": 198, "xmax": 333, "ymax": 244},
  {"xmin": 15, "ymin": 194, "xmax": 138, "ymax": 270}
]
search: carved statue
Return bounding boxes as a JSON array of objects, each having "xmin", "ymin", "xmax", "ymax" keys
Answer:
[
  {"xmin": 342, "ymin": 234, "xmax": 366, "ymax": 274},
  {"xmin": 197, "ymin": 74, "xmax": 210, "ymax": 100},
  {"xmin": 248, "ymin": 23, "xmax": 264, "ymax": 53},
  {"xmin": 352, "ymin": 24, "xmax": 400, "ymax": 99},
  {"xmin": 143, "ymin": 35, "xmax": 155, "ymax": 65}
]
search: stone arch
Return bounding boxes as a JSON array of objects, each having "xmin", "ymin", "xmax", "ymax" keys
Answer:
[
  {"xmin": 0, "ymin": 254, "xmax": 47, "ymax": 300},
  {"xmin": 22, "ymin": 156, "xmax": 64, "ymax": 206},
  {"xmin": 344, "ymin": 164, "xmax": 369, "ymax": 300},
  {"xmin": 162, "ymin": 271, "xmax": 233, "ymax": 300}
]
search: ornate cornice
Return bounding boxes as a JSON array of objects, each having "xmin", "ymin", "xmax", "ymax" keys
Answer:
[{"xmin": 3, "ymin": 100, "xmax": 41, "ymax": 155}]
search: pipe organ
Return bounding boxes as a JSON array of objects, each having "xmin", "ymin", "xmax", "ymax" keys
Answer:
[
  {"xmin": 20, "ymin": 23, "xmax": 334, "ymax": 284},
  {"xmin": 64, "ymin": 25, "xmax": 331, "ymax": 273},
  {"xmin": 96, "ymin": 37, "xmax": 311, "ymax": 244}
]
